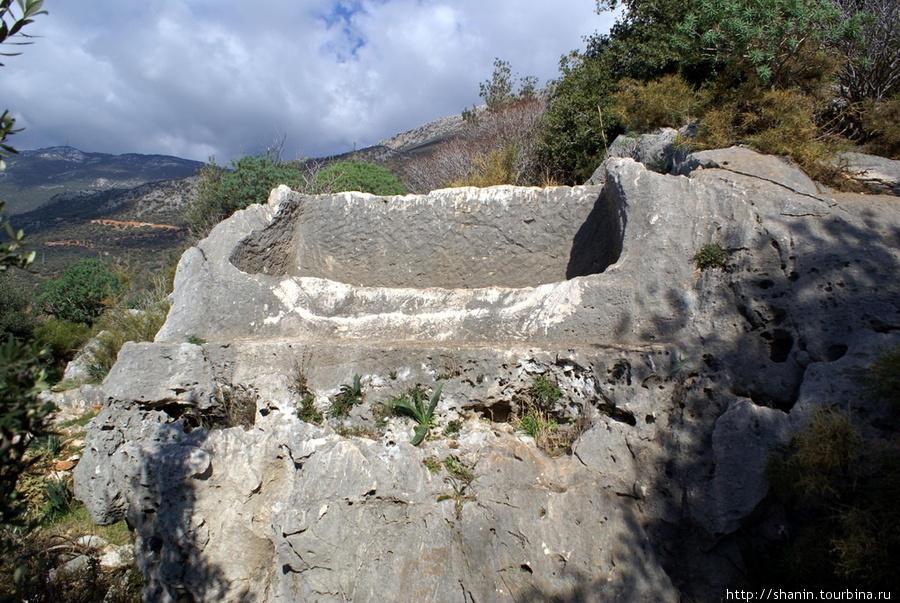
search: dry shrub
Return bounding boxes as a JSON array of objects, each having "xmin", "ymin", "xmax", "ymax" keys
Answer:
[
  {"xmin": 792, "ymin": 407, "xmax": 862, "ymax": 499},
  {"xmin": 696, "ymin": 87, "xmax": 848, "ymax": 185},
  {"xmin": 696, "ymin": 107, "xmax": 739, "ymax": 150},
  {"xmin": 610, "ymin": 74, "xmax": 706, "ymax": 132},
  {"xmin": 406, "ymin": 98, "xmax": 547, "ymax": 191},
  {"xmin": 86, "ymin": 290, "xmax": 170, "ymax": 382},
  {"xmin": 450, "ymin": 146, "xmax": 517, "ymax": 188},
  {"xmin": 861, "ymin": 95, "xmax": 900, "ymax": 159}
]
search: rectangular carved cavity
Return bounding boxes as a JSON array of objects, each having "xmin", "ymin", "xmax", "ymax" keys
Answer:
[{"xmin": 231, "ymin": 186, "xmax": 623, "ymax": 289}]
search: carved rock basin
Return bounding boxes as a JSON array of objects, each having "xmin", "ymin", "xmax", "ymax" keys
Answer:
[
  {"xmin": 156, "ymin": 162, "xmax": 750, "ymax": 345},
  {"xmin": 231, "ymin": 185, "xmax": 621, "ymax": 289}
]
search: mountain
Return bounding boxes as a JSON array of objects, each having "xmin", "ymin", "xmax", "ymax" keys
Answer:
[{"xmin": 0, "ymin": 146, "xmax": 204, "ymax": 216}]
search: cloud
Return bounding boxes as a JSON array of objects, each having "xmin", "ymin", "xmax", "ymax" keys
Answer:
[{"xmin": 0, "ymin": 0, "xmax": 615, "ymax": 162}]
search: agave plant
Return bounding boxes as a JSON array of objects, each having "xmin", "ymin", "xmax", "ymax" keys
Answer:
[{"xmin": 391, "ymin": 385, "xmax": 443, "ymax": 446}]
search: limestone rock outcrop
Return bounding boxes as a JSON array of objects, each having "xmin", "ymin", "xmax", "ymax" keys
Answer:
[{"xmin": 74, "ymin": 147, "xmax": 900, "ymax": 602}]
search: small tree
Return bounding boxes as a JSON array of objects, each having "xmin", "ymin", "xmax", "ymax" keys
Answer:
[
  {"xmin": 0, "ymin": 1, "xmax": 54, "ymax": 586},
  {"xmin": 36, "ymin": 259, "xmax": 125, "ymax": 324},
  {"xmin": 833, "ymin": 0, "xmax": 900, "ymax": 102},
  {"xmin": 478, "ymin": 58, "xmax": 538, "ymax": 111}
]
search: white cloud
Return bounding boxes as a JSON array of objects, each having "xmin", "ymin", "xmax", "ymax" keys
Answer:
[{"xmin": 0, "ymin": 0, "xmax": 615, "ymax": 162}]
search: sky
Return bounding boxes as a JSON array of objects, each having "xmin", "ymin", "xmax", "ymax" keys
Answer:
[{"xmin": 0, "ymin": 1, "xmax": 617, "ymax": 163}]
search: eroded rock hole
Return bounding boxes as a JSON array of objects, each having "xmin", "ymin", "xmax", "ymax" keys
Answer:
[
  {"xmin": 595, "ymin": 400, "xmax": 637, "ymax": 426},
  {"xmin": 608, "ymin": 360, "xmax": 632, "ymax": 385},
  {"xmin": 824, "ymin": 344, "xmax": 848, "ymax": 362},
  {"xmin": 763, "ymin": 329, "xmax": 794, "ymax": 363},
  {"xmin": 472, "ymin": 400, "xmax": 513, "ymax": 423},
  {"xmin": 231, "ymin": 187, "xmax": 623, "ymax": 288}
]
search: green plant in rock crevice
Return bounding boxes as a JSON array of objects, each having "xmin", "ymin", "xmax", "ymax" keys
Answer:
[
  {"xmin": 389, "ymin": 384, "xmax": 443, "ymax": 445},
  {"xmin": 529, "ymin": 372, "xmax": 563, "ymax": 408},
  {"xmin": 693, "ymin": 242, "xmax": 728, "ymax": 271},
  {"xmin": 436, "ymin": 455, "xmax": 476, "ymax": 520},
  {"xmin": 297, "ymin": 394, "xmax": 323, "ymax": 425},
  {"xmin": 289, "ymin": 368, "xmax": 324, "ymax": 425},
  {"xmin": 423, "ymin": 456, "xmax": 442, "ymax": 474},
  {"xmin": 517, "ymin": 408, "xmax": 558, "ymax": 439},
  {"xmin": 329, "ymin": 374, "xmax": 364, "ymax": 418}
]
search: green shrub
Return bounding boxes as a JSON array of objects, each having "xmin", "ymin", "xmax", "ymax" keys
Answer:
[
  {"xmin": 85, "ymin": 297, "xmax": 170, "ymax": 382},
  {"xmin": 188, "ymin": 153, "xmax": 309, "ymax": 238},
  {"xmin": 36, "ymin": 260, "xmax": 125, "ymax": 324},
  {"xmin": 317, "ymin": 162, "xmax": 406, "ymax": 196},
  {"xmin": 0, "ymin": 276, "xmax": 36, "ymax": 341},
  {"xmin": 693, "ymin": 242, "xmax": 728, "ymax": 271},
  {"xmin": 0, "ymin": 337, "xmax": 53, "ymax": 564},
  {"xmin": 34, "ymin": 318, "xmax": 91, "ymax": 362}
]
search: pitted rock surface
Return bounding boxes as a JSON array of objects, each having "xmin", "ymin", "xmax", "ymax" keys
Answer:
[{"xmin": 75, "ymin": 148, "xmax": 900, "ymax": 602}]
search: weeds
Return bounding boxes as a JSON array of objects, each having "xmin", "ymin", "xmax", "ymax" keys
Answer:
[
  {"xmin": 443, "ymin": 455, "xmax": 474, "ymax": 483},
  {"xmin": 423, "ymin": 456, "xmax": 442, "ymax": 474},
  {"xmin": 86, "ymin": 296, "xmax": 170, "ymax": 382},
  {"xmin": 517, "ymin": 408, "xmax": 558, "ymax": 439},
  {"xmin": 866, "ymin": 343, "xmax": 900, "ymax": 407},
  {"xmin": 289, "ymin": 368, "xmax": 323, "ymax": 425},
  {"xmin": 335, "ymin": 425, "xmax": 380, "ymax": 440},
  {"xmin": 183, "ymin": 385, "xmax": 257, "ymax": 430},
  {"xmin": 216, "ymin": 387, "xmax": 257, "ymax": 429},
  {"xmin": 529, "ymin": 372, "xmax": 562, "ymax": 408},
  {"xmin": 57, "ymin": 410, "xmax": 98, "ymax": 431},
  {"xmin": 444, "ymin": 420, "xmax": 462, "ymax": 435},
  {"xmin": 329, "ymin": 374, "xmax": 364, "ymax": 418},
  {"xmin": 296, "ymin": 395, "xmax": 323, "ymax": 425},
  {"xmin": 693, "ymin": 242, "xmax": 727, "ymax": 271},
  {"xmin": 436, "ymin": 456, "xmax": 476, "ymax": 520},
  {"xmin": 42, "ymin": 478, "xmax": 74, "ymax": 521},
  {"xmin": 765, "ymin": 407, "xmax": 898, "ymax": 588}
]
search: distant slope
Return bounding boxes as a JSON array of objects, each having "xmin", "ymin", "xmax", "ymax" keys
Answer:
[
  {"xmin": 7, "ymin": 176, "xmax": 198, "ymax": 291},
  {"xmin": 0, "ymin": 146, "xmax": 204, "ymax": 215}
]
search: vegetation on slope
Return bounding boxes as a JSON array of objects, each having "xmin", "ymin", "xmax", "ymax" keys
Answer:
[{"xmin": 538, "ymin": 0, "xmax": 900, "ymax": 183}]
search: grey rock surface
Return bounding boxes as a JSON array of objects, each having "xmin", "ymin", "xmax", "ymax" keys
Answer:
[
  {"xmin": 42, "ymin": 384, "xmax": 105, "ymax": 424},
  {"xmin": 839, "ymin": 151, "xmax": 900, "ymax": 194},
  {"xmin": 76, "ymin": 146, "xmax": 900, "ymax": 601}
]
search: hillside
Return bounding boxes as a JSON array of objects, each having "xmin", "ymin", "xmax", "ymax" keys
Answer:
[
  {"xmin": 6, "ymin": 175, "xmax": 197, "ymax": 289},
  {"xmin": 0, "ymin": 146, "xmax": 204, "ymax": 216}
]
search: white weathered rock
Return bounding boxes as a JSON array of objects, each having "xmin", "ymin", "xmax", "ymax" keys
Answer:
[{"xmin": 75, "ymin": 147, "xmax": 900, "ymax": 602}]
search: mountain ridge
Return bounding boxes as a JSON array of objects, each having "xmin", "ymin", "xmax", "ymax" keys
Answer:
[{"xmin": 0, "ymin": 146, "xmax": 204, "ymax": 216}]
